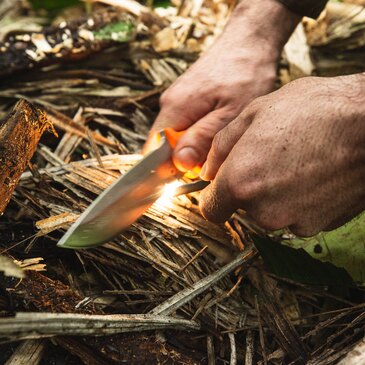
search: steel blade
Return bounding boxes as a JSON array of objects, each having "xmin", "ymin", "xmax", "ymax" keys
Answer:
[{"xmin": 57, "ymin": 136, "xmax": 180, "ymax": 249}]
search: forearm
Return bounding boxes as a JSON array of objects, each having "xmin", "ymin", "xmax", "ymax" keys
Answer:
[{"xmin": 215, "ymin": 0, "xmax": 301, "ymax": 62}]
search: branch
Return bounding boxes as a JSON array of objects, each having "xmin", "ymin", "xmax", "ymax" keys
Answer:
[{"xmin": 0, "ymin": 312, "xmax": 200, "ymax": 342}]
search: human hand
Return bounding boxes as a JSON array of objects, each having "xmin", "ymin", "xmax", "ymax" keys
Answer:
[
  {"xmin": 200, "ymin": 75, "xmax": 365, "ymax": 237},
  {"xmin": 147, "ymin": 0, "xmax": 300, "ymax": 171}
]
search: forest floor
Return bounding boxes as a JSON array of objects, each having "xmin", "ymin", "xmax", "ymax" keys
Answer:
[{"xmin": 0, "ymin": 1, "xmax": 364, "ymax": 364}]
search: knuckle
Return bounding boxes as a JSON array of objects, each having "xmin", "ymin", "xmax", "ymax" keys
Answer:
[
  {"xmin": 211, "ymin": 131, "xmax": 224, "ymax": 155},
  {"xmin": 282, "ymin": 76, "xmax": 317, "ymax": 92},
  {"xmin": 236, "ymin": 98, "xmax": 265, "ymax": 123},
  {"xmin": 160, "ymin": 86, "xmax": 187, "ymax": 107},
  {"xmin": 160, "ymin": 82, "xmax": 193, "ymax": 107},
  {"xmin": 189, "ymin": 128, "xmax": 215, "ymax": 155},
  {"xmin": 194, "ymin": 126, "xmax": 213, "ymax": 142},
  {"xmin": 247, "ymin": 96, "xmax": 266, "ymax": 111},
  {"xmin": 159, "ymin": 90, "xmax": 174, "ymax": 106}
]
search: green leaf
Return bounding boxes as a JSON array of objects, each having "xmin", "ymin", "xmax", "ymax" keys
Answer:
[
  {"xmin": 153, "ymin": 0, "xmax": 171, "ymax": 8},
  {"xmin": 252, "ymin": 235, "xmax": 353, "ymax": 297},
  {"xmin": 94, "ymin": 21, "xmax": 135, "ymax": 42},
  {"xmin": 283, "ymin": 213, "xmax": 365, "ymax": 285}
]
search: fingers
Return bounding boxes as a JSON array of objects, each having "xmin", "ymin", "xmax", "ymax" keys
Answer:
[
  {"xmin": 172, "ymin": 109, "xmax": 237, "ymax": 171},
  {"xmin": 143, "ymin": 102, "xmax": 194, "ymax": 155},
  {"xmin": 200, "ymin": 105, "xmax": 257, "ymax": 181},
  {"xmin": 198, "ymin": 101, "xmax": 262, "ymax": 223},
  {"xmin": 144, "ymin": 86, "xmax": 214, "ymax": 155}
]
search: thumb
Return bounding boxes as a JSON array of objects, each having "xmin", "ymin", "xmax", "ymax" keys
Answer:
[{"xmin": 173, "ymin": 109, "xmax": 235, "ymax": 171}]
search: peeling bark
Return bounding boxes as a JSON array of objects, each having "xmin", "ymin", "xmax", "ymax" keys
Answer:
[{"xmin": 0, "ymin": 99, "xmax": 53, "ymax": 214}]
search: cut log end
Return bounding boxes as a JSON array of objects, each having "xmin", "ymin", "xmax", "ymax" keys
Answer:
[{"xmin": 0, "ymin": 99, "xmax": 55, "ymax": 214}]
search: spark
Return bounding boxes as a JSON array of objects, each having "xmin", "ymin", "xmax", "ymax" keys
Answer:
[{"xmin": 155, "ymin": 180, "xmax": 183, "ymax": 207}]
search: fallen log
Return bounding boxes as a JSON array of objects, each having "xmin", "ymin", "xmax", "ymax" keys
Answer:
[{"xmin": 0, "ymin": 99, "xmax": 53, "ymax": 214}]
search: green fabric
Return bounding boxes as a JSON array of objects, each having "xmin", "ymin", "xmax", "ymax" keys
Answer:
[{"xmin": 277, "ymin": 0, "xmax": 328, "ymax": 18}]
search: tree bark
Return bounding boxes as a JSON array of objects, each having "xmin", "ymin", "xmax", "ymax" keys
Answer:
[{"xmin": 0, "ymin": 99, "xmax": 52, "ymax": 214}]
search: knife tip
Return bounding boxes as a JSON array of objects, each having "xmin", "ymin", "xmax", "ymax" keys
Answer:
[
  {"xmin": 56, "ymin": 239, "xmax": 72, "ymax": 249},
  {"xmin": 57, "ymin": 234, "xmax": 80, "ymax": 250}
]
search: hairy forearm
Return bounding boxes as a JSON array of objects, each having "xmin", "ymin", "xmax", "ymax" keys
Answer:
[{"xmin": 216, "ymin": 0, "xmax": 301, "ymax": 62}]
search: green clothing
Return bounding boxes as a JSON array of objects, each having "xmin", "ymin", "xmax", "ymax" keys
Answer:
[{"xmin": 277, "ymin": 0, "xmax": 328, "ymax": 18}]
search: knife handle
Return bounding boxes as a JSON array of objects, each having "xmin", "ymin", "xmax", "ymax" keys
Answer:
[
  {"xmin": 164, "ymin": 127, "xmax": 185, "ymax": 148},
  {"xmin": 164, "ymin": 128, "xmax": 202, "ymax": 178}
]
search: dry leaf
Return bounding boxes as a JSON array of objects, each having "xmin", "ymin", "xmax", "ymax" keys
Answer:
[
  {"xmin": 0, "ymin": 255, "xmax": 25, "ymax": 278},
  {"xmin": 152, "ymin": 28, "xmax": 178, "ymax": 52}
]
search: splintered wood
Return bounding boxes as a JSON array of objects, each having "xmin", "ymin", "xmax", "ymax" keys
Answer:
[
  {"xmin": 18, "ymin": 154, "xmax": 249, "ymax": 330},
  {"xmin": 0, "ymin": 0, "xmax": 252, "ymax": 350},
  {"xmin": 4, "ymin": 340, "xmax": 46, "ymax": 365},
  {"xmin": 0, "ymin": 99, "xmax": 53, "ymax": 214},
  {"xmin": 0, "ymin": 312, "xmax": 200, "ymax": 341}
]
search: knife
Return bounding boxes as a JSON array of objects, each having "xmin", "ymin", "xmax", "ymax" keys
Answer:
[{"xmin": 57, "ymin": 128, "xmax": 209, "ymax": 249}]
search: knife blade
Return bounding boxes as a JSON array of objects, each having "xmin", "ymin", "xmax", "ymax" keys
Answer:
[{"xmin": 57, "ymin": 129, "xmax": 184, "ymax": 249}]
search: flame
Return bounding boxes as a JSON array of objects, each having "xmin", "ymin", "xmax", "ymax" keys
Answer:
[{"xmin": 155, "ymin": 181, "xmax": 183, "ymax": 207}]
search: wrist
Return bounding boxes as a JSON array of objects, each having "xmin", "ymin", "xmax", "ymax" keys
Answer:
[{"xmin": 219, "ymin": 0, "xmax": 301, "ymax": 62}]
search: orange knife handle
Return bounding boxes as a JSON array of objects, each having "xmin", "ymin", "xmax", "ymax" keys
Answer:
[
  {"xmin": 164, "ymin": 128, "xmax": 185, "ymax": 148},
  {"xmin": 163, "ymin": 128, "xmax": 202, "ymax": 178}
]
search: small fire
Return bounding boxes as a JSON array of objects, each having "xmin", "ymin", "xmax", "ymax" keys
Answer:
[{"xmin": 155, "ymin": 180, "xmax": 183, "ymax": 207}]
